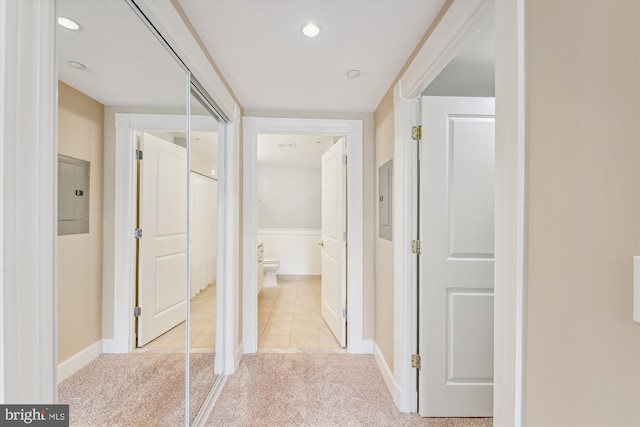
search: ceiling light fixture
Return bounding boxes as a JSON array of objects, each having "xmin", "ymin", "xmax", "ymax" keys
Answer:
[
  {"xmin": 57, "ymin": 16, "xmax": 81, "ymax": 31},
  {"xmin": 278, "ymin": 142, "xmax": 297, "ymax": 148},
  {"xmin": 67, "ymin": 61, "xmax": 86, "ymax": 70},
  {"xmin": 302, "ymin": 23, "xmax": 321, "ymax": 38},
  {"xmin": 210, "ymin": 169, "xmax": 217, "ymax": 176},
  {"xmin": 346, "ymin": 69, "xmax": 361, "ymax": 79}
]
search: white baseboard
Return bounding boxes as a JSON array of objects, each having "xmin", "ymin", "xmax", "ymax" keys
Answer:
[
  {"xmin": 374, "ymin": 342, "xmax": 403, "ymax": 410},
  {"xmin": 243, "ymin": 338, "xmax": 256, "ymax": 354},
  {"xmin": 58, "ymin": 340, "xmax": 103, "ymax": 383},
  {"xmin": 349, "ymin": 338, "xmax": 374, "ymax": 354},
  {"xmin": 102, "ymin": 337, "xmax": 129, "ymax": 354},
  {"xmin": 233, "ymin": 341, "xmax": 244, "ymax": 372}
]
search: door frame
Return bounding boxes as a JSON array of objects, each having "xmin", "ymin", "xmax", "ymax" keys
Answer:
[
  {"xmin": 388, "ymin": 0, "xmax": 526, "ymax": 424},
  {"xmin": 110, "ymin": 114, "xmax": 226, "ymax": 359},
  {"xmin": 242, "ymin": 117, "xmax": 369, "ymax": 354}
]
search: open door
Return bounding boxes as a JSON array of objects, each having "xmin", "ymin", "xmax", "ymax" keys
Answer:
[
  {"xmin": 137, "ymin": 132, "xmax": 188, "ymax": 347},
  {"xmin": 419, "ymin": 96, "xmax": 495, "ymax": 416},
  {"xmin": 320, "ymin": 137, "xmax": 347, "ymax": 347}
]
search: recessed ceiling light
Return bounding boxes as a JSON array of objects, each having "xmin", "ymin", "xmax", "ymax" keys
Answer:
[
  {"xmin": 346, "ymin": 69, "xmax": 361, "ymax": 79},
  {"xmin": 302, "ymin": 23, "xmax": 321, "ymax": 38},
  {"xmin": 67, "ymin": 61, "xmax": 86, "ymax": 70},
  {"xmin": 57, "ymin": 16, "xmax": 81, "ymax": 31}
]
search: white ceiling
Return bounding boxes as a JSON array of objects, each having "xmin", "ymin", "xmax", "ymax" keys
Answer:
[
  {"xmin": 257, "ymin": 134, "xmax": 337, "ymax": 167},
  {"xmin": 57, "ymin": 0, "xmax": 188, "ymax": 108},
  {"xmin": 55, "ymin": 0, "xmax": 489, "ymax": 176},
  {"xmin": 177, "ymin": 0, "xmax": 447, "ymax": 113}
]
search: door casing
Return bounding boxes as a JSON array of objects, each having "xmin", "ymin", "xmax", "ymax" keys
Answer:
[
  {"xmin": 383, "ymin": 0, "xmax": 526, "ymax": 425},
  {"xmin": 109, "ymin": 114, "xmax": 223, "ymax": 357},
  {"xmin": 242, "ymin": 117, "xmax": 369, "ymax": 355}
]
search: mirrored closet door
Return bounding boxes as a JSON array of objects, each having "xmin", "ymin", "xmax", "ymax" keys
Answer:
[
  {"xmin": 55, "ymin": 1, "xmax": 225, "ymax": 425},
  {"xmin": 187, "ymin": 88, "xmax": 225, "ymax": 424}
]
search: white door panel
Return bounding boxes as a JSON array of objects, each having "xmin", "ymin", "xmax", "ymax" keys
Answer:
[
  {"xmin": 419, "ymin": 96, "xmax": 495, "ymax": 416},
  {"xmin": 138, "ymin": 132, "xmax": 187, "ymax": 347},
  {"xmin": 321, "ymin": 137, "xmax": 347, "ymax": 347}
]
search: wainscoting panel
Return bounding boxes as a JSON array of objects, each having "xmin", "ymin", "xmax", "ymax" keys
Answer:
[{"xmin": 257, "ymin": 229, "xmax": 321, "ymax": 275}]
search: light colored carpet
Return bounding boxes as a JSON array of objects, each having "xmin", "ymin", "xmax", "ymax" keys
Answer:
[
  {"xmin": 58, "ymin": 353, "xmax": 216, "ymax": 426},
  {"xmin": 204, "ymin": 354, "xmax": 492, "ymax": 427}
]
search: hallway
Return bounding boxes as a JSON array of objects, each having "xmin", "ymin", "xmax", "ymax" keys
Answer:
[{"xmin": 204, "ymin": 353, "xmax": 492, "ymax": 426}]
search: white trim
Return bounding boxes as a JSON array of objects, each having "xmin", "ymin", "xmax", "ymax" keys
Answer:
[
  {"xmin": 258, "ymin": 228, "xmax": 320, "ymax": 236},
  {"xmin": 134, "ymin": 0, "xmax": 236, "ymax": 120},
  {"xmin": 389, "ymin": 0, "xmax": 525, "ymax": 422},
  {"xmin": 351, "ymin": 339, "xmax": 374, "ymax": 355},
  {"xmin": 493, "ymin": 1, "xmax": 526, "ymax": 425},
  {"xmin": 400, "ymin": 0, "xmax": 494, "ymax": 99},
  {"xmin": 243, "ymin": 117, "xmax": 369, "ymax": 355},
  {"xmin": 57, "ymin": 341, "xmax": 103, "ymax": 383},
  {"xmin": 234, "ymin": 342, "xmax": 244, "ymax": 372},
  {"xmin": 1, "ymin": 0, "xmax": 57, "ymax": 402},
  {"xmin": 220, "ymin": 104, "xmax": 242, "ymax": 375},
  {"xmin": 392, "ymin": 90, "xmax": 419, "ymax": 413},
  {"xmin": 191, "ymin": 376, "xmax": 228, "ymax": 427},
  {"xmin": 102, "ymin": 338, "xmax": 130, "ymax": 354},
  {"xmin": 374, "ymin": 342, "xmax": 401, "ymax": 407},
  {"xmin": 242, "ymin": 117, "xmax": 259, "ymax": 354},
  {"xmin": 0, "ymin": 0, "xmax": 7, "ymax": 402}
]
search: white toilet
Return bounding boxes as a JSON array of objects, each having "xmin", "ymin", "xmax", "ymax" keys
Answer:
[{"xmin": 263, "ymin": 257, "xmax": 280, "ymax": 287}]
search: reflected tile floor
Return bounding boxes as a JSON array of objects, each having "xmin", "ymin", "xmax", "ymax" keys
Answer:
[
  {"xmin": 135, "ymin": 283, "xmax": 216, "ymax": 353},
  {"xmin": 258, "ymin": 278, "xmax": 343, "ymax": 352}
]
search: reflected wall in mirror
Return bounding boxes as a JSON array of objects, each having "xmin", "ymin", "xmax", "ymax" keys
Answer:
[{"xmin": 56, "ymin": 0, "xmax": 190, "ymax": 425}]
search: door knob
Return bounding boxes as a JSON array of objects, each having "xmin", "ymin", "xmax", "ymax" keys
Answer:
[{"xmin": 318, "ymin": 241, "xmax": 324, "ymax": 247}]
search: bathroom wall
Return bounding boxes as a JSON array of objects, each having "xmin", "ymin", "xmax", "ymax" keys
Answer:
[
  {"xmin": 257, "ymin": 165, "xmax": 321, "ymax": 275},
  {"xmin": 258, "ymin": 228, "xmax": 321, "ymax": 275},
  {"xmin": 257, "ymin": 165, "xmax": 321, "ymax": 229}
]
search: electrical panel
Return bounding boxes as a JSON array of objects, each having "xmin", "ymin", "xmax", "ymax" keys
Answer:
[
  {"xmin": 379, "ymin": 159, "xmax": 392, "ymax": 241},
  {"xmin": 58, "ymin": 155, "xmax": 90, "ymax": 235}
]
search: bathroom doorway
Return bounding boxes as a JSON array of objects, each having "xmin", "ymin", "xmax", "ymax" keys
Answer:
[
  {"xmin": 243, "ymin": 117, "xmax": 371, "ymax": 353},
  {"xmin": 256, "ymin": 134, "xmax": 341, "ymax": 351},
  {"xmin": 255, "ymin": 133, "xmax": 343, "ymax": 351}
]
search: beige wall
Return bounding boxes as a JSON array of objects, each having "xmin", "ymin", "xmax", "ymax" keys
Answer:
[
  {"xmin": 370, "ymin": 0, "xmax": 452, "ymax": 380},
  {"xmin": 373, "ymin": 90, "xmax": 395, "ymax": 370},
  {"xmin": 524, "ymin": 1, "xmax": 640, "ymax": 425},
  {"xmin": 57, "ymin": 82, "xmax": 105, "ymax": 363}
]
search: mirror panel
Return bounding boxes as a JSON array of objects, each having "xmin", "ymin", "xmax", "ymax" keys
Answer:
[
  {"xmin": 56, "ymin": 0, "xmax": 189, "ymax": 425},
  {"xmin": 188, "ymin": 94, "xmax": 221, "ymax": 423}
]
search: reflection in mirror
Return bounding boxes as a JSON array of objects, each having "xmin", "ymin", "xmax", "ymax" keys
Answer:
[
  {"xmin": 188, "ymin": 95, "xmax": 220, "ymax": 423},
  {"xmin": 55, "ymin": 0, "xmax": 189, "ymax": 425}
]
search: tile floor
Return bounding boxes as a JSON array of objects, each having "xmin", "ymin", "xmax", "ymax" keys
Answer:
[
  {"xmin": 135, "ymin": 283, "xmax": 216, "ymax": 352},
  {"xmin": 258, "ymin": 277, "xmax": 343, "ymax": 351}
]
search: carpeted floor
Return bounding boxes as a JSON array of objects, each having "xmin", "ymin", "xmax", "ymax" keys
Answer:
[
  {"xmin": 58, "ymin": 353, "xmax": 216, "ymax": 426},
  {"xmin": 204, "ymin": 353, "xmax": 492, "ymax": 427}
]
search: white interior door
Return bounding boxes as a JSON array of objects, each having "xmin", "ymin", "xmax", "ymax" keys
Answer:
[
  {"xmin": 321, "ymin": 137, "xmax": 347, "ymax": 347},
  {"xmin": 419, "ymin": 96, "xmax": 495, "ymax": 416},
  {"xmin": 138, "ymin": 132, "xmax": 188, "ymax": 347}
]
